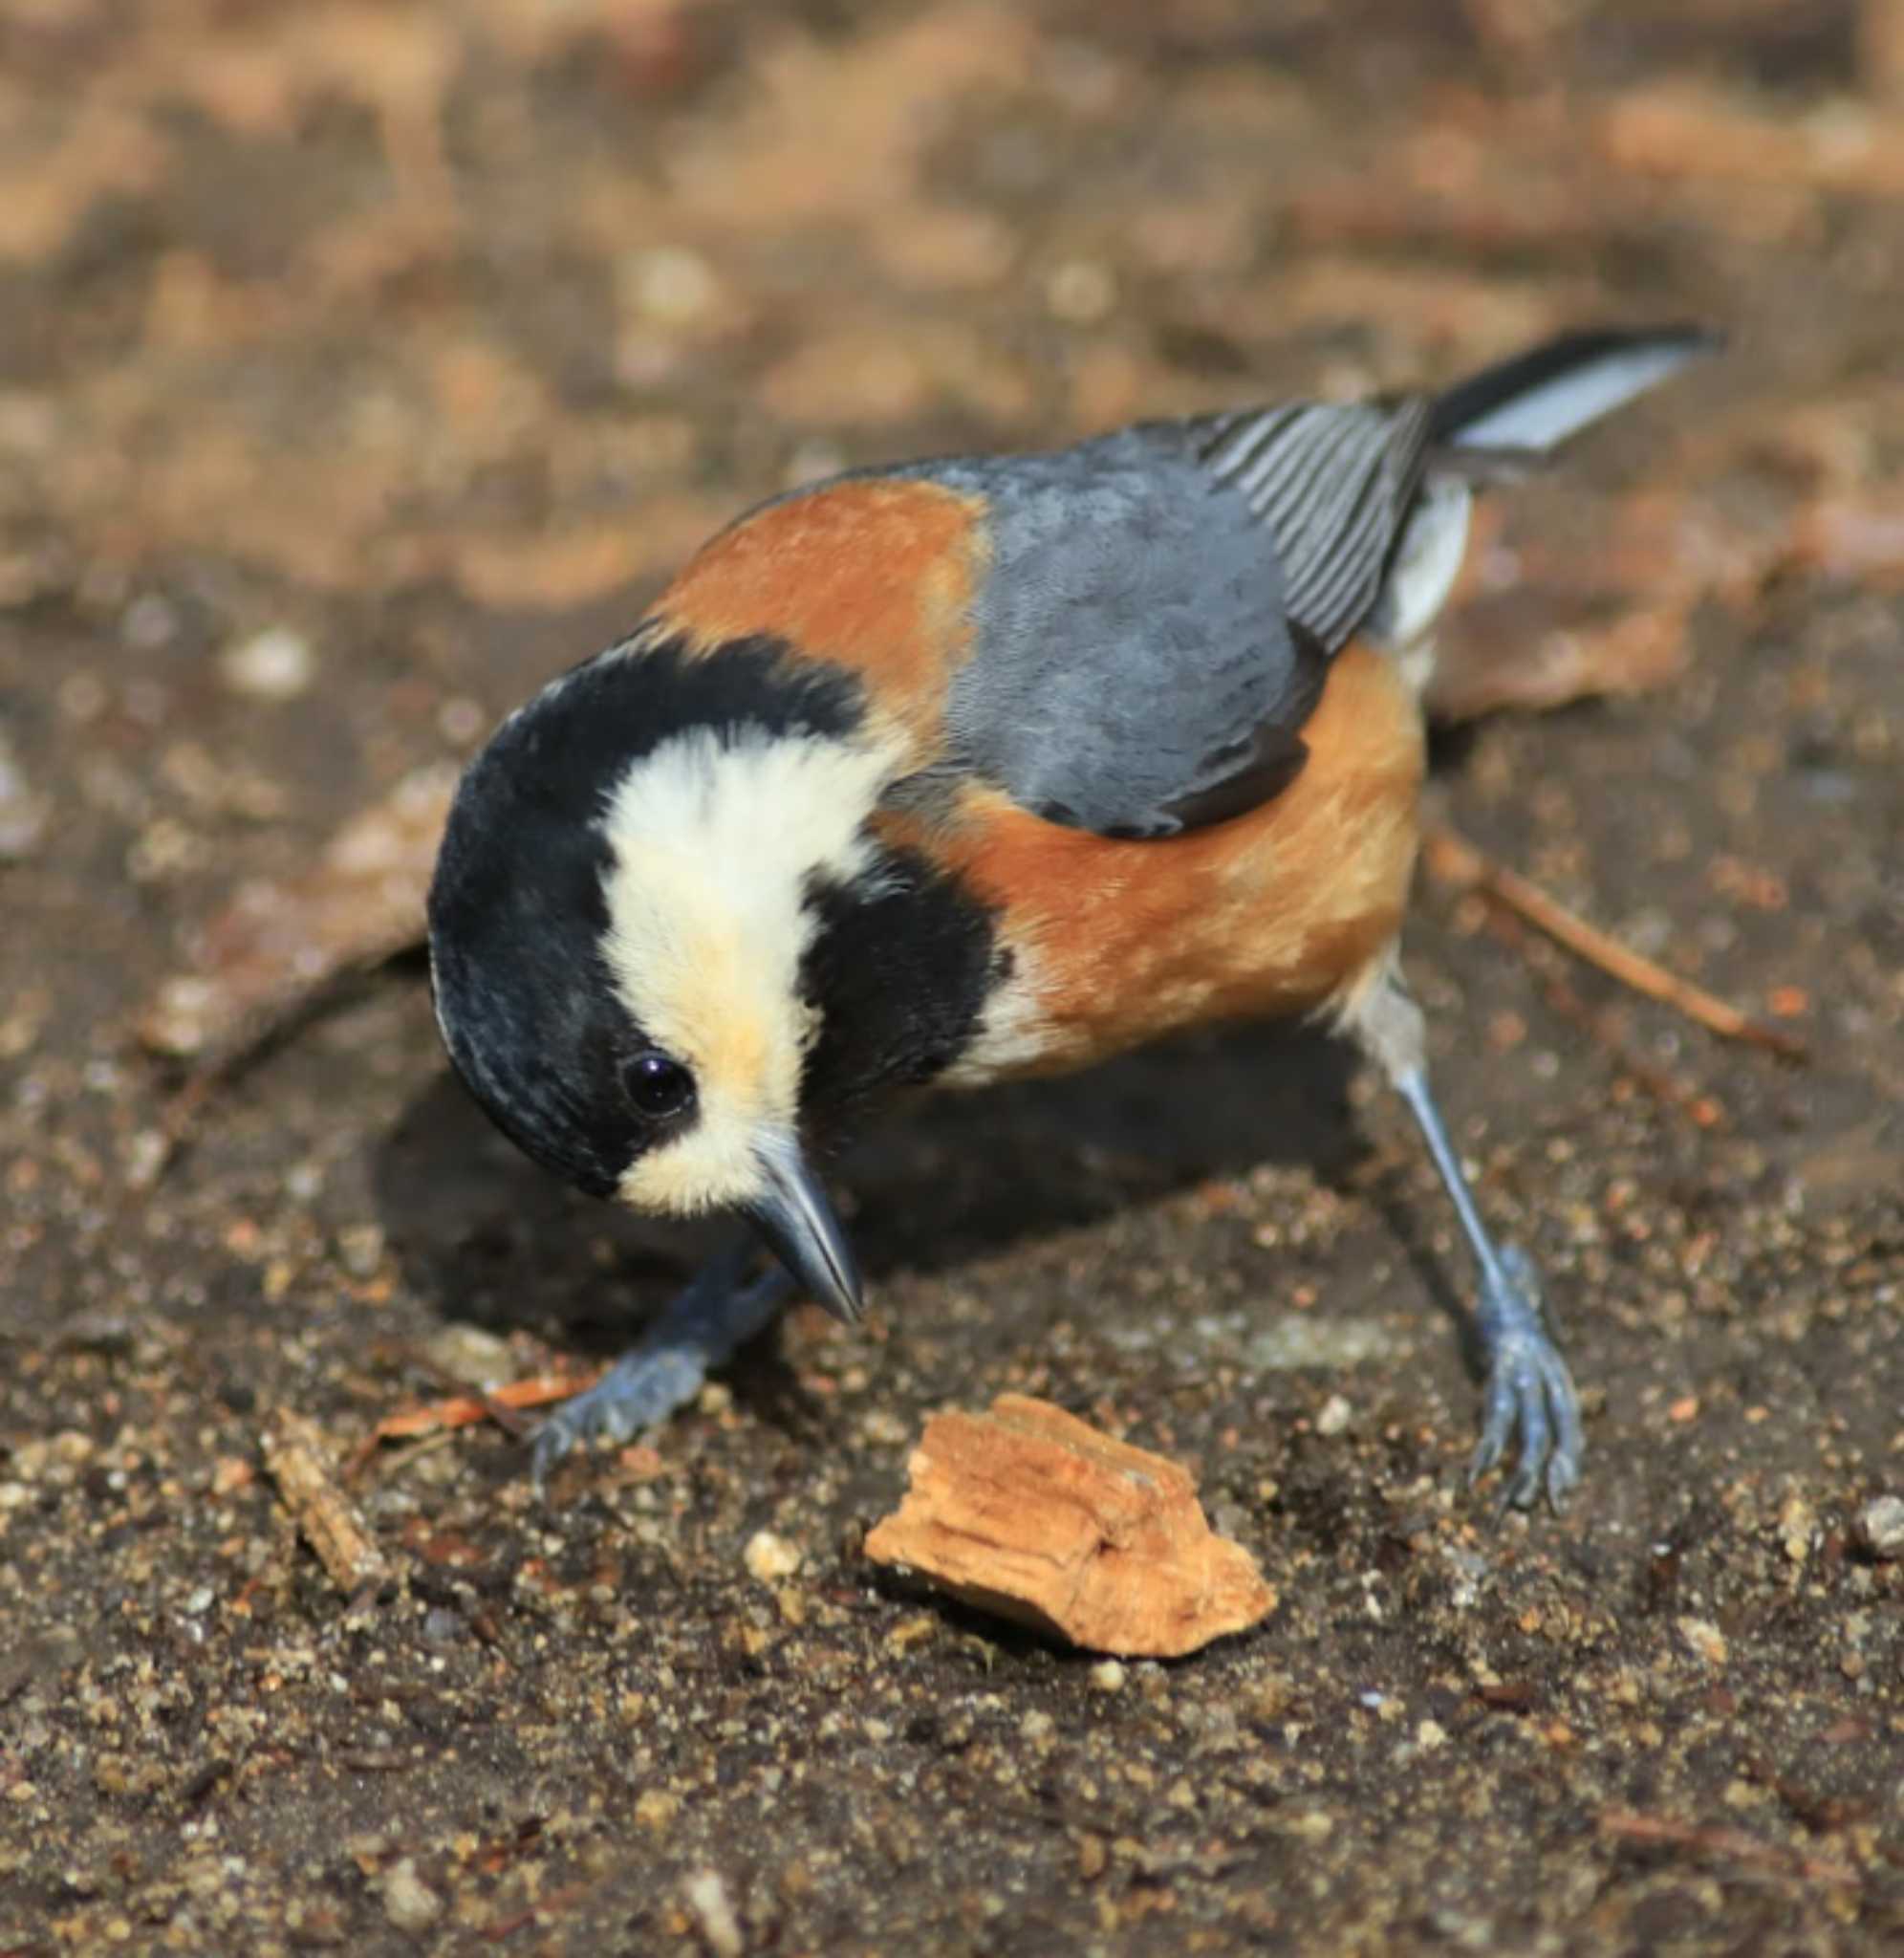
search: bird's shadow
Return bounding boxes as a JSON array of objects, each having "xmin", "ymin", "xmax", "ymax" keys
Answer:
[{"xmin": 370, "ymin": 1017, "xmax": 1392, "ymax": 1395}]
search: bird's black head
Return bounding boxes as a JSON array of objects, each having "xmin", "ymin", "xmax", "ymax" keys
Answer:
[
  {"xmin": 427, "ymin": 631, "xmax": 859, "ymax": 1186},
  {"xmin": 428, "ymin": 627, "xmax": 1007, "ymax": 1316}
]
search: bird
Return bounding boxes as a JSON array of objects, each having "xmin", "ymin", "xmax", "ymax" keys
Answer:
[{"xmin": 427, "ymin": 325, "xmax": 1717, "ymax": 1509}]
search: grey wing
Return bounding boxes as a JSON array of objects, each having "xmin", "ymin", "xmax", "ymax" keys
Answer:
[
  {"xmin": 920, "ymin": 437, "xmax": 1331, "ymax": 840},
  {"xmin": 1187, "ymin": 396, "xmax": 1434, "ymax": 652},
  {"xmin": 915, "ymin": 402, "xmax": 1429, "ymax": 839}
]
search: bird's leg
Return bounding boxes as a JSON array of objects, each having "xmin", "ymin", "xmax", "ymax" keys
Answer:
[
  {"xmin": 1346, "ymin": 968, "xmax": 1584, "ymax": 1510},
  {"xmin": 530, "ymin": 1235, "xmax": 792, "ymax": 1488}
]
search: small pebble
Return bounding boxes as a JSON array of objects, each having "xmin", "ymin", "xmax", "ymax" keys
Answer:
[
  {"xmin": 0, "ymin": 731, "xmax": 48, "ymax": 861},
  {"xmin": 1778, "ymin": 1491, "xmax": 1816, "ymax": 1563},
  {"xmin": 437, "ymin": 695, "xmax": 487, "ymax": 746},
  {"xmin": 120, "ymin": 1129, "xmax": 169, "ymax": 1191},
  {"xmin": 220, "ymin": 625, "xmax": 315, "ymax": 702},
  {"xmin": 421, "ymin": 1322, "xmax": 511, "ymax": 1388},
  {"xmin": 285, "ymin": 1161, "xmax": 324, "ymax": 1204},
  {"xmin": 140, "ymin": 976, "xmax": 216, "ymax": 1057},
  {"xmin": 683, "ymin": 1867, "xmax": 745, "ymax": 1958},
  {"xmin": 58, "ymin": 672, "xmax": 108, "ymax": 722},
  {"xmin": 744, "ymin": 1529, "xmax": 801, "ymax": 1583},
  {"xmin": 619, "ymin": 245, "xmax": 720, "ymax": 327},
  {"xmin": 1315, "ymin": 1393, "xmax": 1353, "ymax": 1437},
  {"xmin": 120, "ymin": 593, "xmax": 180, "ymax": 649},
  {"xmin": 335, "ymin": 1223, "xmax": 387, "ymax": 1281},
  {"xmin": 1853, "ymin": 1494, "xmax": 1904, "ymax": 1560},
  {"xmin": 1047, "ymin": 258, "xmax": 1115, "ymax": 323},
  {"xmin": 379, "ymin": 1858, "xmax": 443, "ymax": 1931},
  {"xmin": 1090, "ymin": 1661, "xmax": 1127, "ymax": 1694}
]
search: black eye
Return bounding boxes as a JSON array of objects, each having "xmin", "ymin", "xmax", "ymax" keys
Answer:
[{"xmin": 621, "ymin": 1051, "xmax": 696, "ymax": 1120}]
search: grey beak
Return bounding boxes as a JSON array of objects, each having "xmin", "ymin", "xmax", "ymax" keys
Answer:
[{"xmin": 746, "ymin": 1139, "xmax": 864, "ymax": 1324}]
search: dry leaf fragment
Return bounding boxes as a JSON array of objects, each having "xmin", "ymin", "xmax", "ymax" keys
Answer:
[
  {"xmin": 1786, "ymin": 493, "xmax": 1904, "ymax": 586},
  {"xmin": 344, "ymin": 1372, "xmax": 604, "ymax": 1477},
  {"xmin": 140, "ymin": 762, "xmax": 455, "ymax": 1061},
  {"xmin": 1600, "ymin": 81, "xmax": 1904, "ymax": 199},
  {"xmin": 863, "ymin": 1395, "xmax": 1274, "ymax": 1657},
  {"xmin": 1425, "ymin": 598, "xmax": 1694, "ymax": 723}
]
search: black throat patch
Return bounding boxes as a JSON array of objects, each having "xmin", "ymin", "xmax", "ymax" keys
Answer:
[{"xmin": 796, "ymin": 847, "xmax": 1004, "ymax": 1138}]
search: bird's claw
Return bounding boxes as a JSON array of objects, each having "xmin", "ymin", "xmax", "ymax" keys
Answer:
[
  {"xmin": 1466, "ymin": 1245, "xmax": 1583, "ymax": 1514},
  {"xmin": 529, "ymin": 1343, "xmax": 709, "ymax": 1490},
  {"xmin": 526, "ymin": 1255, "xmax": 792, "ymax": 1492}
]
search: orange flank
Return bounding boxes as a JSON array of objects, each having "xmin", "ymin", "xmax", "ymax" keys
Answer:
[
  {"xmin": 908, "ymin": 639, "xmax": 1426, "ymax": 1073},
  {"xmin": 653, "ymin": 476, "xmax": 988, "ymax": 755}
]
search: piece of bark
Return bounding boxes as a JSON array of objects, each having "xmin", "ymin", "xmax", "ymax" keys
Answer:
[
  {"xmin": 862, "ymin": 1395, "xmax": 1273, "ymax": 1658},
  {"xmin": 262, "ymin": 1408, "xmax": 392, "ymax": 1594},
  {"xmin": 139, "ymin": 761, "xmax": 456, "ymax": 1061}
]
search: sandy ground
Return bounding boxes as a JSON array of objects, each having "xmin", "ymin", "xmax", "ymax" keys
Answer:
[{"xmin": 1, "ymin": 2, "xmax": 1900, "ymax": 1951}]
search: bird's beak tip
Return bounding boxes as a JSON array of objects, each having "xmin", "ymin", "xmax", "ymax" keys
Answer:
[{"xmin": 746, "ymin": 1139, "xmax": 863, "ymax": 1325}]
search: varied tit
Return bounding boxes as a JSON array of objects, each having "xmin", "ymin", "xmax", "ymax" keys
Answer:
[{"xmin": 428, "ymin": 326, "xmax": 1717, "ymax": 1508}]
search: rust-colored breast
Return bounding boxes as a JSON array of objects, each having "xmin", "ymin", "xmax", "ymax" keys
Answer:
[
  {"xmin": 652, "ymin": 476, "xmax": 988, "ymax": 756},
  {"xmin": 918, "ymin": 639, "xmax": 1427, "ymax": 1079}
]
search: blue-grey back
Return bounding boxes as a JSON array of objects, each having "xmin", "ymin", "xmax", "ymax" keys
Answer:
[{"xmin": 899, "ymin": 425, "xmax": 1345, "ymax": 837}]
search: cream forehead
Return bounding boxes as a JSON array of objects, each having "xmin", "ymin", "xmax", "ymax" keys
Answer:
[
  {"xmin": 595, "ymin": 727, "xmax": 890, "ymax": 1069},
  {"xmin": 595, "ymin": 729, "xmax": 892, "ymax": 1218}
]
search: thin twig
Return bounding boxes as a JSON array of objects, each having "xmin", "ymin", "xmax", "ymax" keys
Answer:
[
  {"xmin": 1599, "ymin": 1809, "xmax": 1861, "ymax": 1888},
  {"xmin": 1477, "ymin": 904, "xmax": 1726, "ymax": 1127},
  {"xmin": 1423, "ymin": 825, "xmax": 1808, "ymax": 1060}
]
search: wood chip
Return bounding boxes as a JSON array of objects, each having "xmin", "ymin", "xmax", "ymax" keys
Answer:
[
  {"xmin": 261, "ymin": 1407, "xmax": 392, "ymax": 1593},
  {"xmin": 862, "ymin": 1395, "xmax": 1274, "ymax": 1657}
]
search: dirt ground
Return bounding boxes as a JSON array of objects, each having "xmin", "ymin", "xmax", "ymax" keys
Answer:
[{"xmin": 2, "ymin": 1, "xmax": 1901, "ymax": 1952}]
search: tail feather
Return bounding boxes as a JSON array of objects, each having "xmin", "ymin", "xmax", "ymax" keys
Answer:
[
  {"xmin": 1431, "ymin": 327, "xmax": 1720, "ymax": 453},
  {"xmin": 1372, "ymin": 326, "xmax": 1719, "ymax": 654}
]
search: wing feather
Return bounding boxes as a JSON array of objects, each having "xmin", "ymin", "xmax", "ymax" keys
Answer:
[{"xmin": 1196, "ymin": 398, "xmax": 1432, "ymax": 651}]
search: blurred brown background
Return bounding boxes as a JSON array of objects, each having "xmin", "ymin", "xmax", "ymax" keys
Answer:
[{"xmin": 1, "ymin": 4, "xmax": 1900, "ymax": 1953}]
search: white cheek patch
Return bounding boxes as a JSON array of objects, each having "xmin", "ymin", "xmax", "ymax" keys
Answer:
[{"xmin": 596, "ymin": 729, "xmax": 894, "ymax": 1215}]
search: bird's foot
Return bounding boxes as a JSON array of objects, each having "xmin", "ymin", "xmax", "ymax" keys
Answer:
[
  {"xmin": 1466, "ymin": 1245, "xmax": 1584, "ymax": 1513},
  {"xmin": 530, "ymin": 1342, "xmax": 711, "ymax": 1486},
  {"xmin": 530, "ymin": 1257, "xmax": 790, "ymax": 1489}
]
